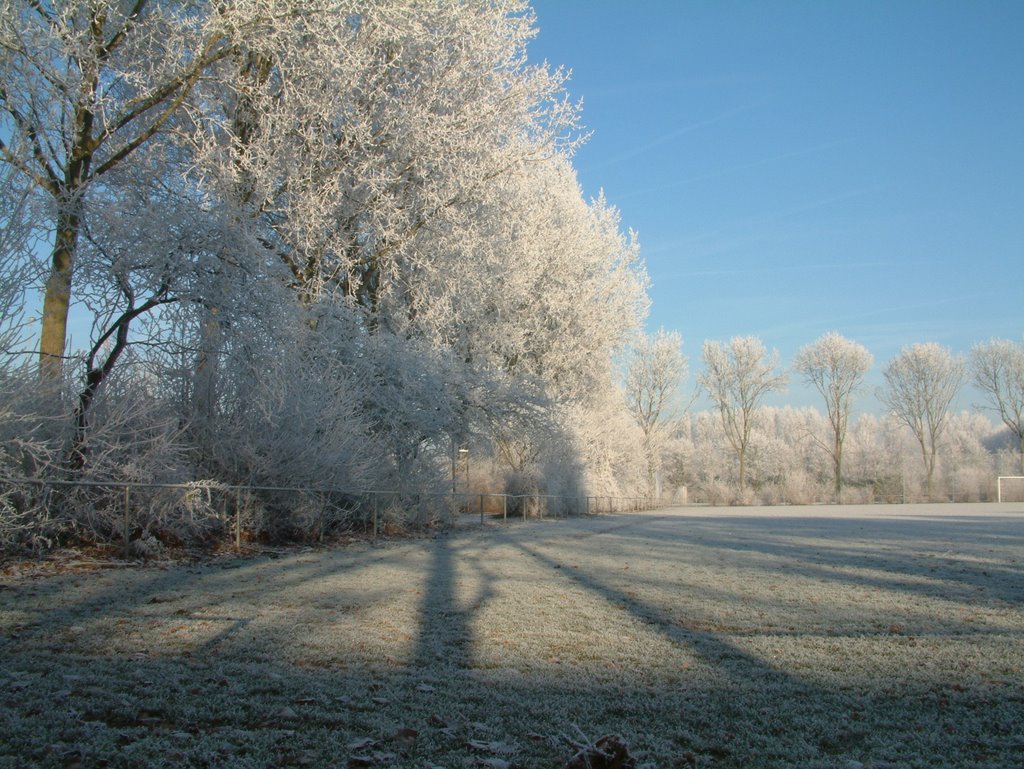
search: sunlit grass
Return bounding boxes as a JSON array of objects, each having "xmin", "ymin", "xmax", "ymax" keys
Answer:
[{"xmin": 2, "ymin": 505, "xmax": 1022, "ymax": 768}]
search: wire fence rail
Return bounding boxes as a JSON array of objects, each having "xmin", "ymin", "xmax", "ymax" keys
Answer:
[{"xmin": 0, "ymin": 476, "xmax": 665, "ymax": 555}]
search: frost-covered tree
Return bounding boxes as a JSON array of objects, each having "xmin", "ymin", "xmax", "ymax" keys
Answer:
[
  {"xmin": 672, "ymin": 398, "xmax": 1004, "ymax": 506},
  {"xmin": 698, "ymin": 336, "xmax": 787, "ymax": 494},
  {"xmin": 0, "ymin": 0, "xmax": 239, "ymax": 377},
  {"xmin": 622, "ymin": 329, "xmax": 686, "ymax": 496},
  {"xmin": 411, "ymin": 154, "xmax": 645, "ymax": 398},
  {"xmin": 200, "ymin": 0, "xmax": 579, "ymax": 314},
  {"xmin": 401, "ymin": 149, "xmax": 647, "ymax": 495},
  {"xmin": 186, "ymin": 1, "xmax": 600, "ymax": 487},
  {"xmin": 845, "ymin": 414, "xmax": 895, "ymax": 496},
  {"xmin": 879, "ymin": 343, "xmax": 964, "ymax": 499},
  {"xmin": 574, "ymin": 382, "xmax": 647, "ymax": 499},
  {"xmin": 970, "ymin": 339, "xmax": 1024, "ymax": 474},
  {"xmin": 67, "ymin": 146, "xmax": 240, "ymax": 463},
  {"xmin": 793, "ymin": 332, "xmax": 873, "ymax": 498}
]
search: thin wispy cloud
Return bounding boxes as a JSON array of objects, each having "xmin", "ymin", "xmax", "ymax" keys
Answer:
[
  {"xmin": 572, "ymin": 71, "xmax": 767, "ymax": 101},
  {"xmin": 640, "ymin": 184, "xmax": 885, "ymax": 262},
  {"xmin": 590, "ymin": 98, "xmax": 771, "ymax": 170},
  {"xmin": 616, "ymin": 140, "xmax": 854, "ymax": 201}
]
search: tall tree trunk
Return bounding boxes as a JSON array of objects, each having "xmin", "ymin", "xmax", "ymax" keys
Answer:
[
  {"xmin": 924, "ymin": 444, "xmax": 936, "ymax": 500},
  {"xmin": 833, "ymin": 432, "xmax": 843, "ymax": 499},
  {"xmin": 39, "ymin": 206, "xmax": 81, "ymax": 378},
  {"xmin": 193, "ymin": 306, "xmax": 222, "ymax": 433}
]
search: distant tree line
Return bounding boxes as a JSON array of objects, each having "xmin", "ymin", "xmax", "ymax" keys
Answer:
[{"xmin": 623, "ymin": 332, "xmax": 1024, "ymax": 505}]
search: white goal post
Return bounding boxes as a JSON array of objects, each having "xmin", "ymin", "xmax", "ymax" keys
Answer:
[{"xmin": 997, "ymin": 476, "xmax": 1024, "ymax": 503}]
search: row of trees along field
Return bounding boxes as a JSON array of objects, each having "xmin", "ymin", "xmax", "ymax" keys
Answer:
[
  {"xmin": 624, "ymin": 332, "xmax": 1024, "ymax": 506},
  {"xmin": 0, "ymin": 0, "xmax": 651, "ymax": 551},
  {"xmin": 1, "ymin": 3, "xmax": 1021, "ymax": 553}
]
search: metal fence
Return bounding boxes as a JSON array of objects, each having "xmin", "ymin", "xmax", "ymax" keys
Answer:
[{"xmin": 0, "ymin": 477, "xmax": 665, "ymax": 554}]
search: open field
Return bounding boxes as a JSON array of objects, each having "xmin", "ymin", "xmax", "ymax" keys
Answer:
[{"xmin": 2, "ymin": 503, "xmax": 1023, "ymax": 768}]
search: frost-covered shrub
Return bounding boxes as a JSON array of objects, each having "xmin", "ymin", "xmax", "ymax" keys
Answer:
[
  {"xmin": 756, "ymin": 482, "xmax": 785, "ymax": 506},
  {"xmin": 0, "ymin": 368, "xmax": 75, "ymax": 551},
  {"xmin": 503, "ymin": 469, "xmax": 543, "ymax": 518},
  {"xmin": 0, "ymin": 357, "xmax": 204, "ymax": 551},
  {"xmin": 699, "ymin": 479, "xmax": 732, "ymax": 507},
  {"xmin": 732, "ymin": 486, "xmax": 759, "ymax": 506},
  {"xmin": 782, "ymin": 470, "xmax": 824, "ymax": 505},
  {"xmin": 838, "ymin": 485, "xmax": 873, "ymax": 505}
]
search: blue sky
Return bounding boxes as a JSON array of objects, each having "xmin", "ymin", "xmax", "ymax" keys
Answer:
[{"xmin": 529, "ymin": 0, "xmax": 1024, "ymax": 412}]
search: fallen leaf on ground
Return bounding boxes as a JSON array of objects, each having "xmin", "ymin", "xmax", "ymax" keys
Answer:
[
  {"xmin": 347, "ymin": 751, "xmax": 396, "ymax": 768},
  {"xmin": 565, "ymin": 735, "xmax": 636, "ymax": 769},
  {"xmin": 346, "ymin": 737, "xmax": 379, "ymax": 751}
]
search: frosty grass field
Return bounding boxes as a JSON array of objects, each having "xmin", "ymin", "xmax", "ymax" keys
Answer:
[{"xmin": 1, "ymin": 504, "xmax": 1022, "ymax": 768}]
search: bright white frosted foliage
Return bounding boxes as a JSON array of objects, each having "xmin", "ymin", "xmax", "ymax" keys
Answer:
[
  {"xmin": 794, "ymin": 332, "xmax": 873, "ymax": 496},
  {"xmin": 406, "ymin": 151, "xmax": 647, "ymax": 495},
  {"xmin": 667, "ymin": 402, "xmax": 1006, "ymax": 505},
  {"xmin": 879, "ymin": 342, "xmax": 965, "ymax": 499},
  {"xmin": 183, "ymin": 0, "xmax": 647, "ymax": 494},
  {"xmin": 200, "ymin": 0, "xmax": 582, "ymax": 309},
  {"xmin": 402, "ymin": 152, "xmax": 647, "ymax": 400},
  {"xmin": 698, "ymin": 336, "xmax": 787, "ymax": 493},
  {"xmin": 970, "ymin": 339, "xmax": 1024, "ymax": 473}
]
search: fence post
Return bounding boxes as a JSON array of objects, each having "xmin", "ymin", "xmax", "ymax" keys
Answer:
[
  {"xmin": 480, "ymin": 494, "xmax": 485, "ymax": 525},
  {"xmin": 503, "ymin": 494, "xmax": 507, "ymax": 521},
  {"xmin": 235, "ymin": 488, "xmax": 242, "ymax": 551},
  {"xmin": 123, "ymin": 485, "xmax": 131, "ymax": 558}
]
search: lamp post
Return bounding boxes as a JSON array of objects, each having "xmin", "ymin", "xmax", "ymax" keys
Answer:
[
  {"xmin": 452, "ymin": 444, "xmax": 469, "ymax": 494},
  {"xmin": 458, "ymin": 447, "xmax": 469, "ymax": 488}
]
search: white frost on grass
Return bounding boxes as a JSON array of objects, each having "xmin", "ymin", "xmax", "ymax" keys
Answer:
[{"xmin": 1, "ymin": 503, "xmax": 1022, "ymax": 768}]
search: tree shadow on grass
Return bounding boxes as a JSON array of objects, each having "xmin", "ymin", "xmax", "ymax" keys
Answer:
[
  {"xmin": 3, "ymin": 516, "xmax": 1024, "ymax": 768},
  {"xmin": 611, "ymin": 512, "xmax": 1024, "ymax": 609},
  {"xmin": 0, "ymin": 541, "xmax": 413, "ymax": 646},
  {"xmin": 511, "ymin": 537, "xmax": 813, "ymax": 691}
]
